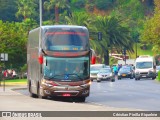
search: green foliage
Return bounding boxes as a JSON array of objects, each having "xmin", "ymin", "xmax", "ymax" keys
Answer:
[
  {"xmin": 140, "ymin": 0, "xmax": 160, "ymax": 54},
  {"xmin": 16, "ymin": 0, "xmax": 38, "ymax": 20},
  {"xmin": 89, "ymin": 15, "xmax": 133, "ymax": 65},
  {"xmin": 157, "ymin": 71, "xmax": 160, "ymax": 81},
  {"xmin": 155, "ymin": 55, "xmax": 160, "ymax": 65},
  {"xmin": 20, "ymin": 64, "xmax": 27, "ymax": 73},
  {"xmin": 0, "ymin": 20, "xmax": 27, "ymax": 70},
  {"xmin": 71, "ymin": 0, "xmax": 85, "ymax": 8},
  {"xmin": 65, "ymin": 12, "xmax": 91, "ymax": 26},
  {"xmin": 95, "ymin": 0, "xmax": 113, "ymax": 10},
  {"xmin": 0, "ymin": 0, "xmax": 18, "ymax": 22}
]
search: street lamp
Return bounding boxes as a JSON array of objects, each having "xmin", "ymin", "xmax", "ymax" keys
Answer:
[
  {"xmin": 136, "ymin": 40, "xmax": 137, "ymax": 58},
  {"xmin": 39, "ymin": 0, "xmax": 42, "ymax": 27}
]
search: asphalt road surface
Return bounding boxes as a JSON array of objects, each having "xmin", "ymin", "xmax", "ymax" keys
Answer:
[{"xmin": 15, "ymin": 78, "xmax": 160, "ymax": 111}]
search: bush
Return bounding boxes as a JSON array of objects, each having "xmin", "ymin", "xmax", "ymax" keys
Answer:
[
  {"xmin": 95, "ymin": 0, "xmax": 113, "ymax": 10},
  {"xmin": 157, "ymin": 71, "xmax": 160, "ymax": 81}
]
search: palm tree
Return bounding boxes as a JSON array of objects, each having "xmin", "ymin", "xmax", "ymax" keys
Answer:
[
  {"xmin": 16, "ymin": 0, "xmax": 37, "ymax": 20},
  {"xmin": 65, "ymin": 12, "xmax": 92, "ymax": 26},
  {"xmin": 90, "ymin": 16, "xmax": 134, "ymax": 65},
  {"xmin": 44, "ymin": 0, "xmax": 70, "ymax": 24}
]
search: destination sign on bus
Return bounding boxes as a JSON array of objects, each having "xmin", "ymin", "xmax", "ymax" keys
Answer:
[{"xmin": 49, "ymin": 46, "xmax": 84, "ymax": 51}]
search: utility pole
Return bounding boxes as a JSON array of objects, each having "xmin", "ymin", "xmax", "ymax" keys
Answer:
[{"xmin": 39, "ymin": 0, "xmax": 42, "ymax": 27}]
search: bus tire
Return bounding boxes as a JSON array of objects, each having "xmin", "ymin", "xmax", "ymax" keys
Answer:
[
  {"xmin": 38, "ymin": 85, "xmax": 47, "ymax": 99},
  {"xmin": 29, "ymin": 82, "xmax": 37, "ymax": 98},
  {"xmin": 78, "ymin": 97, "xmax": 86, "ymax": 102}
]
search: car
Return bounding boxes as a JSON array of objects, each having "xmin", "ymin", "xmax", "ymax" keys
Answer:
[
  {"xmin": 156, "ymin": 66, "xmax": 160, "ymax": 76},
  {"xmin": 97, "ymin": 68, "xmax": 115, "ymax": 82},
  {"xmin": 90, "ymin": 64, "xmax": 106, "ymax": 81},
  {"xmin": 118, "ymin": 66, "xmax": 134, "ymax": 79},
  {"xmin": 134, "ymin": 55, "xmax": 156, "ymax": 80}
]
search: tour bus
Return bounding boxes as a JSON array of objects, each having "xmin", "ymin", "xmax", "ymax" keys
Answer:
[
  {"xmin": 27, "ymin": 25, "xmax": 91, "ymax": 102},
  {"xmin": 134, "ymin": 55, "xmax": 156, "ymax": 80}
]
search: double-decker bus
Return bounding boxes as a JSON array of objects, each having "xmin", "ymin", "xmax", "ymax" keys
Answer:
[{"xmin": 27, "ymin": 25, "xmax": 91, "ymax": 102}]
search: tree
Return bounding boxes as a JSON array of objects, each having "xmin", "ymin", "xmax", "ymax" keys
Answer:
[
  {"xmin": 44, "ymin": 0, "xmax": 70, "ymax": 23},
  {"xmin": 0, "ymin": 20, "xmax": 27, "ymax": 70},
  {"xmin": 89, "ymin": 16, "xmax": 133, "ymax": 65},
  {"xmin": 0, "ymin": 0, "xmax": 18, "ymax": 22},
  {"xmin": 140, "ymin": 0, "xmax": 160, "ymax": 53},
  {"xmin": 16, "ymin": 0, "xmax": 38, "ymax": 20},
  {"xmin": 65, "ymin": 12, "xmax": 92, "ymax": 26}
]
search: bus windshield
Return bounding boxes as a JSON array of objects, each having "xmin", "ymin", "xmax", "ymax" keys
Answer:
[
  {"xmin": 43, "ymin": 56, "xmax": 89, "ymax": 81},
  {"xmin": 136, "ymin": 62, "xmax": 153, "ymax": 69},
  {"xmin": 43, "ymin": 28, "xmax": 89, "ymax": 51}
]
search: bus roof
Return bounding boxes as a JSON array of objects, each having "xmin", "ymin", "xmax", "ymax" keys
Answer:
[{"xmin": 41, "ymin": 25, "xmax": 88, "ymax": 30}]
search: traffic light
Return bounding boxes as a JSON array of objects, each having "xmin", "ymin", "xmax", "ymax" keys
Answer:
[
  {"xmin": 98, "ymin": 32, "xmax": 102, "ymax": 41},
  {"xmin": 123, "ymin": 56, "xmax": 126, "ymax": 61},
  {"xmin": 122, "ymin": 48, "xmax": 126, "ymax": 55}
]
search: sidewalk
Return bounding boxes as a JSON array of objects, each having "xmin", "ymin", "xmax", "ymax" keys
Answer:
[{"xmin": 0, "ymin": 84, "xmax": 27, "ymax": 96}]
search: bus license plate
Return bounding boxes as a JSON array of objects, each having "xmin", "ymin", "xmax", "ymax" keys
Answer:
[{"xmin": 62, "ymin": 93, "xmax": 71, "ymax": 96}]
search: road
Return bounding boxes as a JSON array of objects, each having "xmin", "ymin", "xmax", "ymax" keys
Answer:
[
  {"xmin": 12, "ymin": 78, "xmax": 160, "ymax": 110},
  {"xmin": 89, "ymin": 78, "xmax": 160, "ymax": 110},
  {"xmin": 0, "ymin": 78, "xmax": 160, "ymax": 120}
]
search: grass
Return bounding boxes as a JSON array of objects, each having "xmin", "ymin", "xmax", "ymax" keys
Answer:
[
  {"xmin": 156, "ymin": 71, "xmax": 160, "ymax": 82},
  {"xmin": 0, "ymin": 79, "xmax": 27, "ymax": 85},
  {"xmin": 129, "ymin": 44, "xmax": 154, "ymax": 59},
  {"xmin": 4, "ymin": 79, "xmax": 27, "ymax": 83}
]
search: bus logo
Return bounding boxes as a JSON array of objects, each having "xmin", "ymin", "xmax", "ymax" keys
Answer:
[{"xmin": 64, "ymin": 75, "xmax": 69, "ymax": 79}]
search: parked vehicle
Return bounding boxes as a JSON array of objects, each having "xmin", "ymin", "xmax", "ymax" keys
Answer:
[
  {"xmin": 134, "ymin": 55, "xmax": 156, "ymax": 80},
  {"xmin": 90, "ymin": 64, "xmax": 106, "ymax": 81},
  {"xmin": 97, "ymin": 68, "xmax": 115, "ymax": 82},
  {"xmin": 118, "ymin": 66, "xmax": 134, "ymax": 79},
  {"xmin": 156, "ymin": 66, "xmax": 160, "ymax": 76}
]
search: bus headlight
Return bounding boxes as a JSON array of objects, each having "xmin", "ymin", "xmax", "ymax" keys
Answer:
[{"xmin": 42, "ymin": 80, "xmax": 53, "ymax": 87}]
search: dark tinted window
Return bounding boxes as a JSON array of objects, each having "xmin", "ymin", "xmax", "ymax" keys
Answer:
[{"xmin": 43, "ymin": 28, "xmax": 89, "ymax": 51}]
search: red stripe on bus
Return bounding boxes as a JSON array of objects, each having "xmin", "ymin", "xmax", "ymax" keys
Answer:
[
  {"xmin": 46, "ymin": 32, "xmax": 86, "ymax": 36},
  {"xmin": 45, "ymin": 51, "xmax": 89, "ymax": 57}
]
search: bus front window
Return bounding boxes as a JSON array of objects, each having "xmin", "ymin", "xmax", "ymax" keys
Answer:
[
  {"xmin": 43, "ymin": 29, "xmax": 89, "ymax": 51},
  {"xmin": 43, "ymin": 56, "xmax": 89, "ymax": 81}
]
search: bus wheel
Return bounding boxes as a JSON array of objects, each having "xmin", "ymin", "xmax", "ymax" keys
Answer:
[
  {"xmin": 38, "ymin": 85, "xmax": 47, "ymax": 99},
  {"xmin": 78, "ymin": 97, "xmax": 86, "ymax": 102},
  {"xmin": 29, "ymin": 83, "xmax": 37, "ymax": 98}
]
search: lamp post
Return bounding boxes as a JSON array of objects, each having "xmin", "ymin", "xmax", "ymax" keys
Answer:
[
  {"xmin": 39, "ymin": 0, "xmax": 42, "ymax": 27},
  {"xmin": 135, "ymin": 39, "xmax": 138, "ymax": 58}
]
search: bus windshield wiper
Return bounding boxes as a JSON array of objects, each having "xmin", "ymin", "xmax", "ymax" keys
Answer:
[
  {"xmin": 44, "ymin": 74, "xmax": 83, "ymax": 81},
  {"xmin": 66, "ymin": 74, "xmax": 83, "ymax": 81},
  {"xmin": 44, "ymin": 74, "xmax": 62, "ymax": 80}
]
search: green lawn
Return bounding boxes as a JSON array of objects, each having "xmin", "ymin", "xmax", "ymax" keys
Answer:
[
  {"xmin": 4, "ymin": 79, "xmax": 27, "ymax": 83},
  {"xmin": 0, "ymin": 79, "xmax": 27, "ymax": 85},
  {"xmin": 129, "ymin": 44, "xmax": 154, "ymax": 59}
]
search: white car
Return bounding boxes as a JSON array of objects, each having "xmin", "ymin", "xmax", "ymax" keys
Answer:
[
  {"xmin": 90, "ymin": 64, "xmax": 106, "ymax": 81},
  {"xmin": 97, "ymin": 68, "xmax": 115, "ymax": 82}
]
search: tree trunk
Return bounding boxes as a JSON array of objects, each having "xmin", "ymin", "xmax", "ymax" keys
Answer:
[
  {"xmin": 104, "ymin": 50, "xmax": 109, "ymax": 65},
  {"xmin": 55, "ymin": 5, "xmax": 59, "ymax": 23}
]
